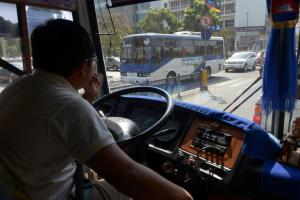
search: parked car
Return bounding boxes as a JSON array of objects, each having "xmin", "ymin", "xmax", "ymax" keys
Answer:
[
  {"xmin": 255, "ymin": 50, "xmax": 265, "ymax": 66},
  {"xmin": 105, "ymin": 56, "xmax": 120, "ymax": 71},
  {"xmin": 224, "ymin": 51, "xmax": 257, "ymax": 72}
]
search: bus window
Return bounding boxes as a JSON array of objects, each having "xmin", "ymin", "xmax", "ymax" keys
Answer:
[
  {"xmin": 173, "ymin": 47, "xmax": 183, "ymax": 58},
  {"xmin": 1, "ymin": 1, "xmax": 299, "ymax": 200},
  {"xmin": 163, "ymin": 47, "xmax": 171, "ymax": 58},
  {"xmin": 206, "ymin": 46, "xmax": 213, "ymax": 59},
  {"xmin": 25, "ymin": 6, "xmax": 73, "ymax": 66},
  {"xmin": 26, "ymin": 6, "xmax": 73, "ymax": 37},
  {"xmin": 183, "ymin": 46, "xmax": 195, "ymax": 57},
  {"xmin": 0, "ymin": 2, "xmax": 22, "ymax": 90},
  {"xmin": 122, "ymin": 46, "xmax": 132, "ymax": 64},
  {"xmin": 95, "ymin": 0, "xmax": 266, "ymax": 125},
  {"xmin": 153, "ymin": 47, "xmax": 162, "ymax": 63}
]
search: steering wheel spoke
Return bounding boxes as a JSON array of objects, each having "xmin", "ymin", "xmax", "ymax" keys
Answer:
[{"xmin": 92, "ymin": 86, "xmax": 174, "ymax": 150}]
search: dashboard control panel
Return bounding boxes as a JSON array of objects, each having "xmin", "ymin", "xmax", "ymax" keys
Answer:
[
  {"xmin": 148, "ymin": 117, "xmax": 244, "ymax": 181},
  {"xmin": 192, "ymin": 126, "xmax": 232, "ymax": 156},
  {"xmin": 180, "ymin": 118, "xmax": 244, "ymax": 169}
]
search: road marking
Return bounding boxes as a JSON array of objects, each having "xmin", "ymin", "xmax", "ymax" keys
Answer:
[
  {"xmin": 213, "ymin": 78, "xmax": 243, "ymax": 87},
  {"xmin": 229, "ymin": 79, "xmax": 254, "ymax": 88}
]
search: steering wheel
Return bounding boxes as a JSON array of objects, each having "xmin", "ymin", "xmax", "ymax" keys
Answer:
[{"xmin": 92, "ymin": 86, "xmax": 174, "ymax": 149}]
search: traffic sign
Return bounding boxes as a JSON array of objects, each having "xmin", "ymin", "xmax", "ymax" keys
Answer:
[{"xmin": 200, "ymin": 16, "xmax": 212, "ymax": 27}]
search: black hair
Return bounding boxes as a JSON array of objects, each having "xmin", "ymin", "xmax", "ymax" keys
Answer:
[{"xmin": 31, "ymin": 19, "xmax": 95, "ymax": 77}]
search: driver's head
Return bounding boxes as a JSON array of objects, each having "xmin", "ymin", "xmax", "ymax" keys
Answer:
[{"xmin": 31, "ymin": 19, "xmax": 95, "ymax": 77}]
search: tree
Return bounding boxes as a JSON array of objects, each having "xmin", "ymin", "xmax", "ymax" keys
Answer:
[
  {"xmin": 0, "ymin": 17, "xmax": 20, "ymax": 58},
  {"xmin": 98, "ymin": 14, "xmax": 133, "ymax": 57},
  {"xmin": 0, "ymin": 16, "xmax": 19, "ymax": 37},
  {"xmin": 137, "ymin": 8, "xmax": 181, "ymax": 34},
  {"xmin": 182, "ymin": 0, "xmax": 220, "ymax": 32}
]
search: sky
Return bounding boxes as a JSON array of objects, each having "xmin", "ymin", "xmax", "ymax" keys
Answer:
[{"xmin": 0, "ymin": 2, "xmax": 18, "ymax": 23}]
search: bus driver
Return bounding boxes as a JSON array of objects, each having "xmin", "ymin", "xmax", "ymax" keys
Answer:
[{"xmin": 0, "ymin": 19, "xmax": 193, "ymax": 200}]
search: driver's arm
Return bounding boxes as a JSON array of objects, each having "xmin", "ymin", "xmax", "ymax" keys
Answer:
[{"xmin": 86, "ymin": 143, "xmax": 193, "ymax": 200}]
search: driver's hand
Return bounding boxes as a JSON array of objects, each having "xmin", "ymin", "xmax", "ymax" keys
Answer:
[{"xmin": 82, "ymin": 73, "xmax": 103, "ymax": 102}]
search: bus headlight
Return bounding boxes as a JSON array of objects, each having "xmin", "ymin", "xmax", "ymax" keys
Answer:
[
  {"xmin": 137, "ymin": 73, "xmax": 150, "ymax": 77},
  {"xmin": 121, "ymin": 72, "xmax": 127, "ymax": 76}
]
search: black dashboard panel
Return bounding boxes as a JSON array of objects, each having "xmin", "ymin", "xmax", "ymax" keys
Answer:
[
  {"xmin": 111, "ymin": 98, "xmax": 244, "ymax": 182},
  {"xmin": 124, "ymin": 106, "xmax": 165, "ymax": 131},
  {"xmin": 99, "ymin": 96, "xmax": 286, "ymax": 199}
]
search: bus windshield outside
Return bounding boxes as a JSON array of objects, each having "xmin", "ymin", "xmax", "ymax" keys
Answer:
[
  {"xmin": 120, "ymin": 33, "xmax": 224, "ymax": 84},
  {"xmin": 0, "ymin": 1, "xmax": 300, "ymax": 200},
  {"xmin": 1, "ymin": 0, "xmax": 299, "ymax": 137}
]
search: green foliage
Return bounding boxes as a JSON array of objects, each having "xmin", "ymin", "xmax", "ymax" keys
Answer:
[
  {"xmin": 137, "ymin": 8, "xmax": 181, "ymax": 34},
  {"xmin": 0, "ymin": 17, "xmax": 21, "ymax": 58},
  {"xmin": 98, "ymin": 14, "xmax": 133, "ymax": 57},
  {"xmin": 182, "ymin": 0, "xmax": 220, "ymax": 32},
  {"xmin": 0, "ymin": 16, "xmax": 19, "ymax": 37}
]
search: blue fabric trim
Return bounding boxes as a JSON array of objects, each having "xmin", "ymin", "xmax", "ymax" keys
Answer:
[
  {"xmin": 266, "ymin": 0, "xmax": 299, "ymax": 22},
  {"xmin": 262, "ymin": 160, "xmax": 300, "ymax": 200},
  {"xmin": 262, "ymin": 28, "xmax": 297, "ymax": 113},
  {"xmin": 128, "ymin": 96, "xmax": 281, "ymax": 160}
]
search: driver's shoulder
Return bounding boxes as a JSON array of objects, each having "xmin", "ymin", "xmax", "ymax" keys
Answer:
[{"xmin": 48, "ymin": 93, "xmax": 97, "ymax": 125}]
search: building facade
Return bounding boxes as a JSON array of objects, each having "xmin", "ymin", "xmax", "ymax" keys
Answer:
[
  {"xmin": 234, "ymin": 0, "xmax": 267, "ymax": 52},
  {"xmin": 136, "ymin": 0, "xmax": 169, "ymax": 22},
  {"xmin": 220, "ymin": 0, "xmax": 235, "ymax": 29},
  {"xmin": 168, "ymin": 0, "xmax": 193, "ymax": 21},
  {"xmin": 220, "ymin": 0, "xmax": 235, "ymax": 55}
]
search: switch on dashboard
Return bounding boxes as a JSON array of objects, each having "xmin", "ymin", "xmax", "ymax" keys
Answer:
[
  {"xmin": 161, "ymin": 161, "xmax": 173, "ymax": 174},
  {"xmin": 186, "ymin": 156, "xmax": 196, "ymax": 167}
]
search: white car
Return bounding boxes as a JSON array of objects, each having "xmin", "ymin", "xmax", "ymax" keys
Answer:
[
  {"xmin": 224, "ymin": 51, "xmax": 257, "ymax": 72},
  {"xmin": 106, "ymin": 56, "xmax": 120, "ymax": 71}
]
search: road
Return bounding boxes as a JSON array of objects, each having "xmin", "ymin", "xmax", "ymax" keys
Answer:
[
  {"xmin": 107, "ymin": 69, "xmax": 262, "ymax": 121},
  {"xmin": 181, "ymin": 69, "xmax": 262, "ymax": 120}
]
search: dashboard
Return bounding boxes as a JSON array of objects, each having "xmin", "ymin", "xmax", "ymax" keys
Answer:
[
  {"xmin": 149, "ymin": 116, "xmax": 244, "ymax": 183},
  {"xmin": 107, "ymin": 97, "xmax": 246, "ymax": 187},
  {"xmin": 180, "ymin": 118, "xmax": 244, "ymax": 170},
  {"xmin": 100, "ymin": 96, "xmax": 284, "ymax": 199}
]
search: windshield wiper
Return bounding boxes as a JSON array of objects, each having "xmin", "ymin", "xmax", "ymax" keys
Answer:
[
  {"xmin": 223, "ymin": 76, "xmax": 261, "ymax": 112},
  {"xmin": 0, "ymin": 58, "xmax": 25, "ymax": 76}
]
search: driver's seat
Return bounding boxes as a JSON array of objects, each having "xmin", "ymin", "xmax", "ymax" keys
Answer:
[
  {"xmin": 0, "ymin": 180, "xmax": 15, "ymax": 200},
  {"xmin": 73, "ymin": 162, "xmax": 93, "ymax": 200}
]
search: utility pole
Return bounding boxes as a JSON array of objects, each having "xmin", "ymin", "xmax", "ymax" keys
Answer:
[{"xmin": 246, "ymin": 11, "xmax": 249, "ymax": 50}]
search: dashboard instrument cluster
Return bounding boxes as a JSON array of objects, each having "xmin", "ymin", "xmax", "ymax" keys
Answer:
[
  {"xmin": 180, "ymin": 118, "xmax": 244, "ymax": 169},
  {"xmin": 149, "ymin": 117, "xmax": 244, "ymax": 182}
]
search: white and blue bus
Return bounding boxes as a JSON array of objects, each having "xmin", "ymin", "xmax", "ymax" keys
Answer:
[{"xmin": 120, "ymin": 33, "xmax": 224, "ymax": 84}]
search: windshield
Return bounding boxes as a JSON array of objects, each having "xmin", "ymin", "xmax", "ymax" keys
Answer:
[
  {"xmin": 122, "ymin": 38, "xmax": 152, "ymax": 64},
  {"xmin": 0, "ymin": 2, "xmax": 73, "ymax": 91},
  {"xmin": 95, "ymin": 0, "xmax": 266, "ymax": 122},
  {"xmin": 230, "ymin": 52, "xmax": 250, "ymax": 59},
  {"xmin": 0, "ymin": 0, "xmax": 298, "ymax": 137},
  {"xmin": 0, "ymin": 0, "xmax": 294, "ymax": 136}
]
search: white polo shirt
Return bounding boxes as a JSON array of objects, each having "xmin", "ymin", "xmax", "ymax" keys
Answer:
[{"xmin": 0, "ymin": 70, "xmax": 115, "ymax": 200}]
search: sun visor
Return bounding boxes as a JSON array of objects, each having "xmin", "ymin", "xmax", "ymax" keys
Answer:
[{"xmin": 110, "ymin": 0, "xmax": 158, "ymax": 8}]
